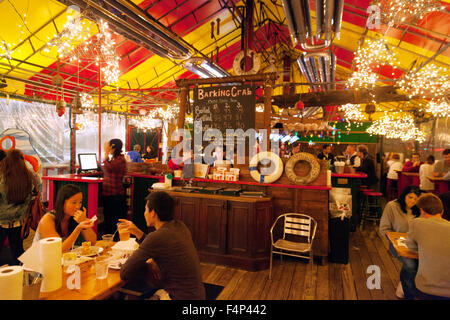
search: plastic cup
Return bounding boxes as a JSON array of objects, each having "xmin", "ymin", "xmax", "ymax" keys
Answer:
[
  {"xmin": 118, "ymin": 229, "xmax": 130, "ymax": 241},
  {"xmin": 95, "ymin": 256, "xmax": 109, "ymax": 279},
  {"xmin": 102, "ymin": 234, "xmax": 114, "ymax": 248}
]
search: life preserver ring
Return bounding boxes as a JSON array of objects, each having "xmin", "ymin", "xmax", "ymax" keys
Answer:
[
  {"xmin": 233, "ymin": 50, "xmax": 261, "ymax": 75},
  {"xmin": 249, "ymin": 151, "xmax": 283, "ymax": 184},
  {"xmin": 285, "ymin": 152, "xmax": 320, "ymax": 185}
]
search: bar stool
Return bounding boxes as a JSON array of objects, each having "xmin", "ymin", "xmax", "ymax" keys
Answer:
[{"xmin": 360, "ymin": 191, "xmax": 383, "ymax": 230}]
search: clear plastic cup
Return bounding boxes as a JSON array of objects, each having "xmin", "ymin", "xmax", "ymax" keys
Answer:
[
  {"xmin": 102, "ymin": 234, "xmax": 114, "ymax": 248},
  {"xmin": 117, "ymin": 222, "xmax": 130, "ymax": 241},
  {"xmin": 95, "ymin": 256, "xmax": 109, "ymax": 279}
]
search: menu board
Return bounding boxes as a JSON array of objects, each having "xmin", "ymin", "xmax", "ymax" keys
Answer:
[{"xmin": 193, "ymin": 85, "xmax": 256, "ymax": 139}]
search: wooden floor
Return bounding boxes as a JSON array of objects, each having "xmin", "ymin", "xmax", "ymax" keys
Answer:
[
  {"xmin": 22, "ymin": 224, "xmax": 402, "ymax": 300},
  {"xmin": 201, "ymin": 225, "xmax": 403, "ymax": 300}
]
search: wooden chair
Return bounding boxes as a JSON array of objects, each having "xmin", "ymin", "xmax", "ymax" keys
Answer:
[{"xmin": 269, "ymin": 213, "xmax": 317, "ymax": 279}]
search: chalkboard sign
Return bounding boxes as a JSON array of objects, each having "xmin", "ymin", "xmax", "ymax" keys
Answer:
[{"xmin": 193, "ymin": 85, "xmax": 256, "ymax": 139}]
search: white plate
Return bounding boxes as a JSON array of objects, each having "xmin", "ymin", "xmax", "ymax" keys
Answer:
[{"xmin": 71, "ymin": 246, "xmax": 104, "ymax": 257}]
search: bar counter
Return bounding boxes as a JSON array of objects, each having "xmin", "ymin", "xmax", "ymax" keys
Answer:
[{"xmin": 43, "ymin": 160, "xmax": 332, "ymax": 270}]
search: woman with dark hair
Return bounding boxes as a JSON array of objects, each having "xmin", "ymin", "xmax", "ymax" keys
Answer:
[
  {"xmin": 143, "ymin": 145, "xmax": 156, "ymax": 160},
  {"xmin": 0, "ymin": 149, "xmax": 41, "ymax": 264},
  {"xmin": 33, "ymin": 184, "xmax": 96, "ymax": 252},
  {"xmin": 102, "ymin": 139, "xmax": 127, "ymax": 235},
  {"xmin": 379, "ymin": 185, "xmax": 422, "ymax": 299}
]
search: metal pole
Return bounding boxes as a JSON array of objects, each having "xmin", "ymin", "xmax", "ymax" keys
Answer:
[{"xmin": 98, "ymin": 67, "xmax": 102, "ymax": 159}]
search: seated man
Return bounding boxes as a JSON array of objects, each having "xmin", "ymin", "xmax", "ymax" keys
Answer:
[
  {"xmin": 403, "ymin": 193, "xmax": 450, "ymax": 300},
  {"xmin": 127, "ymin": 144, "xmax": 143, "ymax": 163},
  {"xmin": 120, "ymin": 191, "xmax": 205, "ymax": 300}
]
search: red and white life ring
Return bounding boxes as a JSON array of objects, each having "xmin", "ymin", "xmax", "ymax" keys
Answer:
[{"xmin": 233, "ymin": 50, "xmax": 261, "ymax": 75}]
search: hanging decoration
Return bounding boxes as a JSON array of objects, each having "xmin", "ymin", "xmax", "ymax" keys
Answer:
[
  {"xmin": 378, "ymin": 0, "xmax": 445, "ymax": 26},
  {"xmin": 339, "ymin": 104, "xmax": 367, "ymax": 130},
  {"xmin": 396, "ymin": 63, "xmax": 449, "ymax": 99},
  {"xmin": 425, "ymin": 98, "xmax": 450, "ymax": 118},
  {"xmin": 347, "ymin": 38, "xmax": 398, "ymax": 89},
  {"xmin": 367, "ymin": 113, "xmax": 426, "ymax": 142}
]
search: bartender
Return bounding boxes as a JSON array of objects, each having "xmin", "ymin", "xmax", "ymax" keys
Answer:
[
  {"xmin": 317, "ymin": 144, "xmax": 335, "ymax": 165},
  {"xmin": 345, "ymin": 145, "xmax": 361, "ymax": 167}
]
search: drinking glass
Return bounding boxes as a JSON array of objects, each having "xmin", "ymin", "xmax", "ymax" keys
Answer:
[
  {"xmin": 95, "ymin": 256, "xmax": 109, "ymax": 279},
  {"xmin": 102, "ymin": 234, "xmax": 114, "ymax": 248},
  {"xmin": 117, "ymin": 222, "xmax": 130, "ymax": 241}
]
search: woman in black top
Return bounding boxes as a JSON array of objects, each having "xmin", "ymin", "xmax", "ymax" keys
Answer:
[
  {"xmin": 355, "ymin": 145, "xmax": 378, "ymax": 188},
  {"xmin": 143, "ymin": 146, "xmax": 156, "ymax": 160}
]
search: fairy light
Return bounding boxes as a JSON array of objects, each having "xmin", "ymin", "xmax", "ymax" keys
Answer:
[
  {"xmin": 397, "ymin": 63, "xmax": 449, "ymax": 99},
  {"xmin": 339, "ymin": 103, "xmax": 367, "ymax": 130},
  {"xmin": 379, "ymin": 0, "xmax": 445, "ymax": 26},
  {"xmin": 1, "ymin": 13, "xmax": 29, "ymax": 59},
  {"xmin": 347, "ymin": 38, "xmax": 398, "ymax": 89},
  {"xmin": 97, "ymin": 20, "xmax": 120, "ymax": 85},
  {"xmin": 425, "ymin": 98, "xmax": 450, "ymax": 118},
  {"xmin": 367, "ymin": 113, "xmax": 426, "ymax": 142},
  {"xmin": 80, "ymin": 93, "xmax": 95, "ymax": 110}
]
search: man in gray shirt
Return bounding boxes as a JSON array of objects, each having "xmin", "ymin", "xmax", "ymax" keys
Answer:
[
  {"xmin": 433, "ymin": 149, "xmax": 450, "ymax": 177},
  {"xmin": 404, "ymin": 193, "xmax": 450, "ymax": 300},
  {"xmin": 119, "ymin": 191, "xmax": 205, "ymax": 300}
]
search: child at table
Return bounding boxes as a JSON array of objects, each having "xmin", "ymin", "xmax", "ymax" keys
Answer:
[
  {"xmin": 34, "ymin": 184, "xmax": 96, "ymax": 252},
  {"xmin": 404, "ymin": 193, "xmax": 450, "ymax": 300}
]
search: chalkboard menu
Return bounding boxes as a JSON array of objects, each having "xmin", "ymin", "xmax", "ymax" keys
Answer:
[{"xmin": 193, "ymin": 85, "xmax": 256, "ymax": 138}]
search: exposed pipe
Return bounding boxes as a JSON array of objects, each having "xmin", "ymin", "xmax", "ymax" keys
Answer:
[
  {"xmin": 330, "ymin": 52, "xmax": 336, "ymax": 90},
  {"xmin": 323, "ymin": 0, "xmax": 335, "ymax": 43},
  {"xmin": 316, "ymin": 0, "xmax": 324, "ymax": 39},
  {"xmin": 333, "ymin": 0, "xmax": 345, "ymax": 40}
]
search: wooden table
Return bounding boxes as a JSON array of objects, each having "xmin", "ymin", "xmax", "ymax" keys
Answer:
[
  {"xmin": 385, "ymin": 232, "xmax": 418, "ymax": 259},
  {"xmin": 396, "ymin": 171, "xmax": 420, "ymax": 197},
  {"xmin": 39, "ymin": 242, "xmax": 126, "ymax": 300},
  {"xmin": 428, "ymin": 177, "xmax": 449, "ymax": 195}
]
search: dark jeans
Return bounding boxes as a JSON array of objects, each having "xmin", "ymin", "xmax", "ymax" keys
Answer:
[
  {"xmin": 389, "ymin": 243, "xmax": 418, "ymax": 299},
  {"xmin": 0, "ymin": 226, "xmax": 24, "ymax": 265},
  {"xmin": 102, "ymin": 194, "xmax": 127, "ymax": 236}
]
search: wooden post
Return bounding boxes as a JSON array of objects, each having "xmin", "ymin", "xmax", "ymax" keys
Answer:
[{"xmin": 178, "ymin": 86, "xmax": 187, "ymax": 130}]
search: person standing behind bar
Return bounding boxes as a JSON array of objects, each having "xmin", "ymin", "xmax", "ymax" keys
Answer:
[
  {"xmin": 345, "ymin": 145, "xmax": 361, "ymax": 167},
  {"xmin": 143, "ymin": 146, "xmax": 155, "ymax": 160},
  {"xmin": 386, "ymin": 154, "xmax": 403, "ymax": 201},
  {"xmin": 102, "ymin": 139, "xmax": 127, "ymax": 235},
  {"xmin": 128, "ymin": 144, "xmax": 143, "ymax": 163},
  {"xmin": 419, "ymin": 155, "xmax": 435, "ymax": 192},
  {"xmin": 355, "ymin": 145, "xmax": 378, "ymax": 188},
  {"xmin": 317, "ymin": 144, "xmax": 335, "ymax": 165}
]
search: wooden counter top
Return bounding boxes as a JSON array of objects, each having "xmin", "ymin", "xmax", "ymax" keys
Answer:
[
  {"xmin": 130, "ymin": 173, "xmax": 331, "ymax": 190},
  {"xmin": 149, "ymin": 188, "xmax": 273, "ymax": 203},
  {"xmin": 331, "ymin": 173, "xmax": 367, "ymax": 178}
]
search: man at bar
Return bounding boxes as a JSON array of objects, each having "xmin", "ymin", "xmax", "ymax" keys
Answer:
[
  {"xmin": 119, "ymin": 191, "xmax": 205, "ymax": 300},
  {"xmin": 403, "ymin": 193, "xmax": 450, "ymax": 300},
  {"xmin": 127, "ymin": 144, "xmax": 143, "ymax": 163},
  {"xmin": 317, "ymin": 144, "xmax": 335, "ymax": 165},
  {"xmin": 289, "ymin": 141, "xmax": 301, "ymax": 157},
  {"xmin": 355, "ymin": 145, "xmax": 378, "ymax": 188},
  {"xmin": 433, "ymin": 149, "xmax": 450, "ymax": 177},
  {"xmin": 402, "ymin": 153, "xmax": 423, "ymax": 173},
  {"xmin": 345, "ymin": 145, "xmax": 360, "ymax": 167}
]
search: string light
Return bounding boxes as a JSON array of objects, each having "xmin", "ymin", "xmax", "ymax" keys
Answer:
[
  {"xmin": 425, "ymin": 98, "xmax": 450, "ymax": 118},
  {"xmin": 339, "ymin": 104, "xmax": 367, "ymax": 130},
  {"xmin": 80, "ymin": 93, "xmax": 95, "ymax": 110},
  {"xmin": 347, "ymin": 38, "xmax": 398, "ymax": 89},
  {"xmin": 378, "ymin": 0, "xmax": 445, "ymax": 26},
  {"xmin": 397, "ymin": 63, "xmax": 449, "ymax": 99},
  {"xmin": 367, "ymin": 113, "xmax": 426, "ymax": 142}
]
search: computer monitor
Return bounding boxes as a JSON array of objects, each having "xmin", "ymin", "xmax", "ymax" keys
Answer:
[{"xmin": 78, "ymin": 153, "xmax": 99, "ymax": 171}]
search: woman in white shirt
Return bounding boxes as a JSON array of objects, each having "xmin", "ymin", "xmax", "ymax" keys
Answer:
[
  {"xmin": 387, "ymin": 154, "xmax": 404, "ymax": 201},
  {"xmin": 419, "ymin": 155, "xmax": 435, "ymax": 192}
]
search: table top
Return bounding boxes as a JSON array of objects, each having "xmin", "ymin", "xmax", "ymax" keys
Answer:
[
  {"xmin": 42, "ymin": 174, "xmax": 103, "ymax": 183},
  {"xmin": 385, "ymin": 232, "xmax": 418, "ymax": 260},
  {"xmin": 39, "ymin": 242, "xmax": 126, "ymax": 300},
  {"xmin": 331, "ymin": 173, "xmax": 367, "ymax": 178}
]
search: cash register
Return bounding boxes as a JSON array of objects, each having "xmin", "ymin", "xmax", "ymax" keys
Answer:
[{"xmin": 77, "ymin": 153, "xmax": 102, "ymax": 176}]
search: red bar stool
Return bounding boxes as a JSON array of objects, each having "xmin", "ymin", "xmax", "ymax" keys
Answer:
[{"xmin": 360, "ymin": 191, "xmax": 384, "ymax": 230}]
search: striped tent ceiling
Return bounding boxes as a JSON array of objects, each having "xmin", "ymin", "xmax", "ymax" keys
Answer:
[{"xmin": 0, "ymin": 0, "xmax": 449, "ymax": 119}]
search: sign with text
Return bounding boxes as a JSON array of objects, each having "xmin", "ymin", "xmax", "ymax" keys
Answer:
[{"xmin": 193, "ymin": 85, "xmax": 256, "ymax": 144}]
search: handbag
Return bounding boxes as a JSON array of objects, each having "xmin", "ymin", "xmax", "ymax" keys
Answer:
[{"xmin": 21, "ymin": 191, "xmax": 46, "ymax": 239}]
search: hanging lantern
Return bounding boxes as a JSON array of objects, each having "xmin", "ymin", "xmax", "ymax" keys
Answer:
[
  {"xmin": 295, "ymin": 100, "xmax": 305, "ymax": 110},
  {"xmin": 71, "ymin": 93, "xmax": 84, "ymax": 114},
  {"xmin": 56, "ymin": 100, "xmax": 66, "ymax": 117}
]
